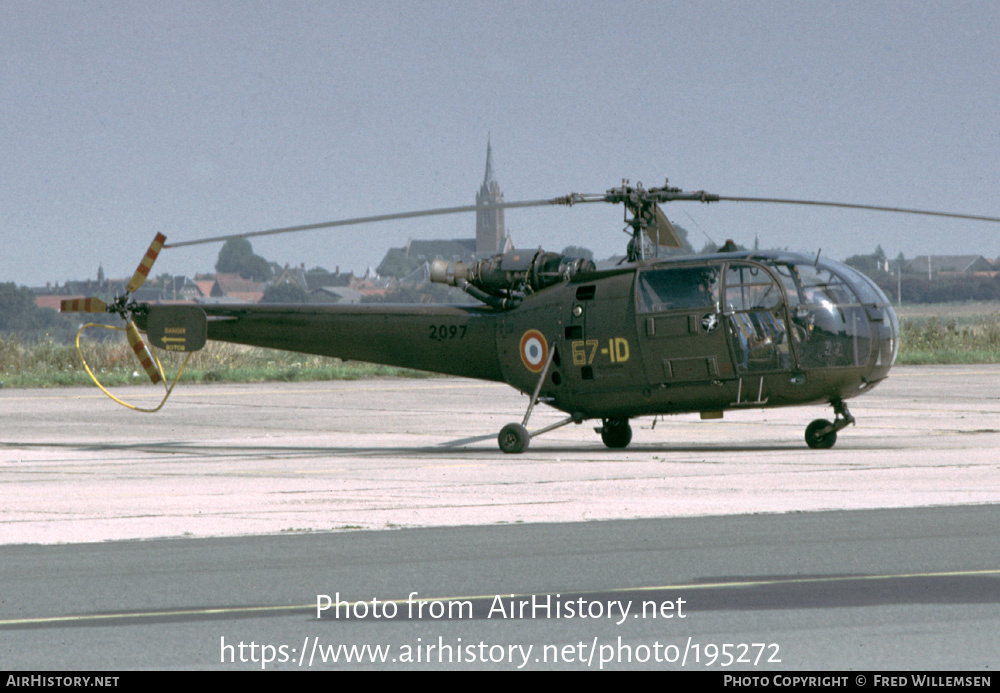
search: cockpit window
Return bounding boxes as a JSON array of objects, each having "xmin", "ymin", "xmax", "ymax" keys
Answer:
[
  {"xmin": 772, "ymin": 264, "xmax": 804, "ymax": 307},
  {"xmin": 725, "ymin": 263, "xmax": 781, "ymax": 310},
  {"xmin": 842, "ymin": 266, "xmax": 892, "ymax": 306},
  {"xmin": 723, "ymin": 262, "xmax": 791, "ymax": 372},
  {"xmin": 787, "ymin": 260, "xmax": 874, "ymax": 369},
  {"xmin": 795, "ymin": 264, "xmax": 855, "ymax": 306},
  {"xmin": 819, "ymin": 259, "xmax": 896, "ymax": 370},
  {"xmin": 637, "ymin": 265, "xmax": 720, "ymax": 313}
]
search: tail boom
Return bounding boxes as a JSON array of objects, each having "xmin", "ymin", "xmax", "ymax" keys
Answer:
[{"xmin": 195, "ymin": 303, "xmax": 505, "ymax": 381}]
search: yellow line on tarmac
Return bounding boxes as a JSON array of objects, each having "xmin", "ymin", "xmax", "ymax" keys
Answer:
[
  {"xmin": 3, "ymin": 568, "xmax": 996, "ymax": 628},
  {"xmin": 0, "ymin": 604, "xmax": 304, "ymax": 627}
]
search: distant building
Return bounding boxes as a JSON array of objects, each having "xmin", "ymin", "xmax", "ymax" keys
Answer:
[
  {"xmin": 208, "ymin": 273, "xmax": 266, "ymax": 303},
  {"xmin": 904, "ymin": 255, "xmax": 996, "ymax": 277},
  {"xmin": 133, "ymin": 276, "xmax": 203, "ymax": 303},
  {"xmin": 402, "ymin": 239, "xmax": 477, "ymax": 263},
  {"xmin": 310, "ymin": 286, "xmax": 363, "ymax": 304}
]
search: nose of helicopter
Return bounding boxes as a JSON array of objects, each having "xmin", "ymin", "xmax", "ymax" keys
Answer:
[
  {"xmin": 805, "ymin": 257, "xmax": 898, "ymax": 384},
  {"xmin": 836, "ymin": 262, "xmax": 899, "ymax": 383},
  {"xmin": 868, "ymin": 301, "xmax": 900, "ymax": 382}
]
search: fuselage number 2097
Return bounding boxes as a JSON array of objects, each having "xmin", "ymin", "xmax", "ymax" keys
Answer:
[{"xmin": 428, "ymin": 324, "xmax": 467, "ymax": 341}]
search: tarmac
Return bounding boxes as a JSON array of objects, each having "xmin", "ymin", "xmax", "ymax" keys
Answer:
[{"xmin": 2, "ymin": 365, "xmax": 1000, "ymax": 545}]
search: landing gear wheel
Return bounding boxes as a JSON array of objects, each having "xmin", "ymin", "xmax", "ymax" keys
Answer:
[
  {"xmin": 805, "ymin": 419, "xmax": 837, "ymax": 449},
  {"xmin": 600, "ymin": 418, "xmax": 632, "ymax": 449},
  {"xmin": 498, "ymin": 423, "xmax": 530, "ymax": 454}
]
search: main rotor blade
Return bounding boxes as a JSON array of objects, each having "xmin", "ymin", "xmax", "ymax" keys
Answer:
[
  {"xmin": 163, "ymin": 196, "xmax": 600, "ymax": 250},
  {"xmin": 717, "ymin": 196, "xmax": 1000, "ymax": 223},
  {"xmin": 158, "ymin": 186, "xmax": 1000, "ymax": 253}
]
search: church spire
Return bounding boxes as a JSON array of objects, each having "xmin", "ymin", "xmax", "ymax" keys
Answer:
[
  {"xmin": 476, "ymin": 137, "xmax": 505, "ymax": 255},
  {"xmin": 484, "ymin": 136, "xmax": 497, "ymax": 186}
]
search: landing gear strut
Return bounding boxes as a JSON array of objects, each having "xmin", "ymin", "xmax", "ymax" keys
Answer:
[
  {"xmin": 497, "ymin": 341, "xmax": 578, "ymax": 453},
  {"xmin": 805, "ymin": 399, "xmax": 854, "ymax": 449}
]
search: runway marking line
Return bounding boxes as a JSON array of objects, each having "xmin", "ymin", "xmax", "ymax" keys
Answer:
[{"xmin": 2, "ymin": 567, "xmax": 997, "ymax": 628}]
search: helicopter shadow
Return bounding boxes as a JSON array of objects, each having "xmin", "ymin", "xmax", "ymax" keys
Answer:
[
  {"xmin": 1, "ymin": 439, "xmax": 469, "ymax": 460},
  {"xmin": 2, "ymin": 434, "xmax": 903, "ymax": 461}
]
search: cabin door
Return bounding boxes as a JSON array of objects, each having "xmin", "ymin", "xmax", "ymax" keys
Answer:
[{"xmin": 634, "ymin": 264, "xmax": 736, "ymax": 384}]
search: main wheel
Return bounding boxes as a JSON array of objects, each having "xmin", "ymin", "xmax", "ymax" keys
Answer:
[
  {"xmin": 600, "ymin": 418, "xmax": 632, "ymax": 449},
  {"xmin": 498, "ymin": 423, "xmax": 530, "ymax": 454},
  {"xmin": 805, "ymin": 419, "xmax": 837, "ymax": 449}
]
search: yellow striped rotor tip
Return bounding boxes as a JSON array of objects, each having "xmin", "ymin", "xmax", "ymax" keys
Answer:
[
  {"xmin": 60, "ymin": 297, "xmax": 107, "ymax": 313},
  {"xmin": 126, "ymin": 233, "xmax": 168, "ymax": 293}
]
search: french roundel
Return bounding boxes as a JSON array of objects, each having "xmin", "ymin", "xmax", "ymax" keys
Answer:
[{"xmin": 519, "ymin": 330, "xmax": 548, "ymax": 373}]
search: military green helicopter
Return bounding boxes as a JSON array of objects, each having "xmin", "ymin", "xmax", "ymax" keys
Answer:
[{"xmin": 62, "ymin": 181, "xmax": 1000, "ymax": 452}]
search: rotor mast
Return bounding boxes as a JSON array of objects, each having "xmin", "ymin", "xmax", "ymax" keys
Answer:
[{"xmin": 603, "ymin": 181, "xmax": 720, "ymax": 261}]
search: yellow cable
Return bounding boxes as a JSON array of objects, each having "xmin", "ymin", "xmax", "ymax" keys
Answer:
[{"xmin": 76, "ymin": 323, "xmax": 193, "ymax": 413}]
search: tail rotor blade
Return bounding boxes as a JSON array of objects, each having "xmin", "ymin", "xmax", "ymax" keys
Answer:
[
  {"xmin": 126, "ymin": 233, "xmax": 167, "ymax": 293},
  {"xmin": 125, "ymin": 322, "xmax": 163, "ymax": 385},
  {"xmin": 60, "ymin": 297, "xmax": 108, "ymax": 313}
]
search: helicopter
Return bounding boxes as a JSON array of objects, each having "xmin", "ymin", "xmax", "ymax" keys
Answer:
[{"xmin": 61, "ymin": 181, "xmax": 1000, "ymax": 453}]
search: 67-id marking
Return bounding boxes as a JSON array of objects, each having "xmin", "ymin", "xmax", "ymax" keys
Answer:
[{"xmin": 571, "ymin": 338, "xmax": 629, "ymax": 365}]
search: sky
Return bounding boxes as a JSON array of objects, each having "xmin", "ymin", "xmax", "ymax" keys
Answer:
[{"xmin": 2, "ymin": 0, "xmax": 999, "ymax": 288}]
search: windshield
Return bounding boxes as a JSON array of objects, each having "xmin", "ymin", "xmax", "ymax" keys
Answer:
[{"xmin": 776, "ymin": 258, "xmax": 894, "ymax": 369}]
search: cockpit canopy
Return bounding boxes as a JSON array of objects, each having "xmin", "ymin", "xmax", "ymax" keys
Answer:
[{"xmin": 636, "ymin": 252, "xmax": 898, "ymax": 374}]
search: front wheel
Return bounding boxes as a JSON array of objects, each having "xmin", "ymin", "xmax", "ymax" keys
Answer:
[{"xmin": 805, "ymin": 419, "xmax": 837, "ymax": 449}]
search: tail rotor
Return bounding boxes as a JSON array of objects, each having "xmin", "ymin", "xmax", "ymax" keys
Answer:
[{"xmin": 61, "ymin": 234, "xmax": 172, "ymax": 391}]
